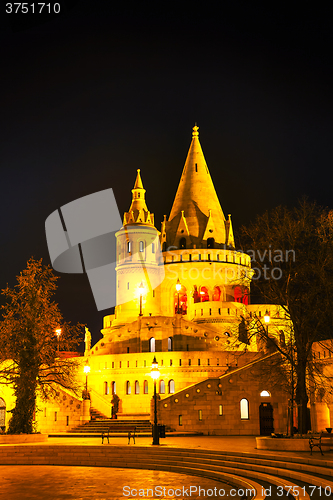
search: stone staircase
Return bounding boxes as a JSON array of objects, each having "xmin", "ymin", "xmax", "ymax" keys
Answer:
[
  {"xmin": 1, "ymin": 445, "xmax": 333, "ymax": 498},
  {"xmin": 69, "ymin": 416, "xmax": 152, "ymax": 435}
]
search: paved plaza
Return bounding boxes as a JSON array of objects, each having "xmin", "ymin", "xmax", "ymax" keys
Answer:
[{"xmin": 0, "ymin": 435, "xmax": 332, "ymax": 500}]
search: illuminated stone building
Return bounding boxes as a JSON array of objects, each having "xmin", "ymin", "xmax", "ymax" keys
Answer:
[
  {"xmin": 1, "ymin": 126, "xmax": 332, "ymax": 435},
  {"xmin": 77, "ymin": 126, "xmax": 293, "ymax": 435}
]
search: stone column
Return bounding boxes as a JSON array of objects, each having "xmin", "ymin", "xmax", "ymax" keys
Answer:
[
  {"xmin": 82, "ymin": 399, "xmax": 91, "ymax": 423},
  {"xmin": 310, "ymin": 402, "xmax": 330, "ymax": 432},
  {"xmin": 327, "ymin": 403, "xmax": 333, "ymax": 429}
]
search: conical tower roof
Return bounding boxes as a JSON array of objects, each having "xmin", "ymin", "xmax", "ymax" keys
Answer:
[
  {"xmin": 165, "ymin": 126, "xmax": 228, "ymax": 248},
  {"xmin": 123, "ymin": 170, "xmax": 155, "ymax": 227}
]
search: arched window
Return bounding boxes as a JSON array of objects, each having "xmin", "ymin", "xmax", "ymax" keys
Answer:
[
  {"xmin": 135, "ymin": 381, "xmax": 140, "ymax": 394},
  {"xmin": 260, "ymin": 390, "xmax": 271, "ymax": 397},
  {"xmin": 159, "ymin": 380, "xmax": 165, "ymax": 394},
  {"xmin": 174, "ymin": 284, "xmax": 187, "ymax": 314},
  {"xmin": 213, "ymin": 286, "xmax": 221, "ymax": 301},
  {"xmin": 234, "ymin": 286, "xmax": 249, "ymax": 305},
  {"xmin": 126, "ymin": 381, "xmax": 131, "ymax": 395},
  {"xmin": 207, "ymin": 238, "xmax": 215, "ymax": 249},
  {"xmin": 104, "ymin": 381, "xmax": 109, "ymax": 395},
  {"xmin": 240, "ymin": 398, "xmax": 249, "ymax": 419},
  {"xmin": 139, "ymin": 241, "xmax": 144, "ymax": 252},
  {"xmin": 111, "ymin": 381, "xmax": 116, "ymax": 395},
  {"xmin": 127, "ymin": 241, "xmax": 131, "ymax": 253},
  {"xmin": 168, "ymin": 337, "xmax": 173, "ymax": 351},
  {"xmin": 144, "ymin": 380, "xmax": 148, "ymax": 394},
  {"xmin": 0, "ymin": 397, "xmax": 6, "ymax": 430},
  {"xmin": 200, "ymin": 286, "xmax": 209, "ymax": 302},
  {"xmin": 168, "ymin": 380, "xmax": 175, "ymax": 394},
  {"xmin": 149, "ymin": 337, "xmax": 156, "ymax": 352},
  {"xmin": 179, "ymin": 238, "xmax": 186, "ymax": 249}
]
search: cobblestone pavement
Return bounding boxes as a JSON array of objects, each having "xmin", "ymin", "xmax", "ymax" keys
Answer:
[{"xmin": 0, "ymin": 465, "xmax": 242, "ymax": 500}]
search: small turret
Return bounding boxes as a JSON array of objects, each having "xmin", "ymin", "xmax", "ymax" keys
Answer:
[{"xmin": 123, "ymin": 169, "xmax": 155, "ymax": 227}]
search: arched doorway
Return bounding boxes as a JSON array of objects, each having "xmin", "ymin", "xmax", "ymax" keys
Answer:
[
  {"xmin": 213, "ymin": 286, "xmax": 221, "ymax": 301},
  {"xmin": 259, "ymin": 402, "xmax": 274, "ymax": 435},
  {"xmin": 0, "ymin": 397, "xmax": 6, "ymax": 431},
  {"xmin": 199, "ymin": 286, "xmax": 209, "ymax": 302}
]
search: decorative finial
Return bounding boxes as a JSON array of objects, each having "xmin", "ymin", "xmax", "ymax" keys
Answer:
[{"xmin": 192, "ymin": 125, "xmax": 199, "ymax": 138}]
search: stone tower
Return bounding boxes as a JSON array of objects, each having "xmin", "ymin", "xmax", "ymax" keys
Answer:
[{"xmin": 114, "ymin": 169, "xmax": 164, "ymax": 324}]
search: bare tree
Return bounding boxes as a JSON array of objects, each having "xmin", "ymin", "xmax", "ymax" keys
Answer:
[{"xmin": 238, "ymin": 200, "xmax": 333, "ymax": 433}]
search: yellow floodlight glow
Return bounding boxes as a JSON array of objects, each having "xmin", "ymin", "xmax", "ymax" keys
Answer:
[
  {"xmin": 264, "ymin": 310, "xmax": 270, "ymax": 324},
  {"xmin": 83, "ymin": 364, "xmax": 91, "ymax": 375},
  {"xmin": 150, "ymin": 356, "xmax": 160, "ymax": 380}
]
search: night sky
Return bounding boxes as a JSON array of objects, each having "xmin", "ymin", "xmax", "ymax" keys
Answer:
[{"xmin": 1, "ymin": 2, "xmax": 333, "ymax": 347}]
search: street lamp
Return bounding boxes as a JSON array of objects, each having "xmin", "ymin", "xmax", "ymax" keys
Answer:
[
  {"xmin": 55, "ymin": 328, "xmax": 62, "ymax": 353},
  {"xmin": 264, "ymin": 310, "xmax": 270, "ymax": 333},
  {"xmin": 150, "ymin": 356, "xmax": 160, "ymax": 445},
  {"xmin": 175, "ymin": 279, "xmax": 181, "ymax": 314},
  {"xmin": 83, "ymin": 363, "xmax": 91, "ymax": 399},
  {"xmin": 138, "ymin": 281, "xmax": 144, "ymax": 316}
]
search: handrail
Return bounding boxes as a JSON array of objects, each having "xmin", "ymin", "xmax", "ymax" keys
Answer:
[{"xmin": 89, "ymin": 389, "xmax": 112, "ymax": 418}]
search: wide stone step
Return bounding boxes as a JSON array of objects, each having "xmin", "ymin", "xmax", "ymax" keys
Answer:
[{"xmin": 1, "ymin": 445, "xmax": 333, "ymax": 496}]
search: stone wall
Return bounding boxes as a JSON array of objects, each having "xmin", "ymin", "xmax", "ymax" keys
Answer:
[{"xmin": 157, "ymin": 357, "xmax": 288, "ymax": 435}]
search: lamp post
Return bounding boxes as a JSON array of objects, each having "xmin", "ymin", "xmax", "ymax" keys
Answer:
[
  {"xmin": 175, "ymin": 279, "xmax": 181, "ymax": 314},
  {"xmin": 55, "ymin": 328, "xmax": 62, "ymax": 354},
  {"xmin": 139, "ymin": 281, "xmax": 144, "ymax": 316},
  {"xmin": 264, "ymin": 309, "xmax": 270, "ymax": 334},
  {"xmin": 83, "ymin": 363, "xmax": 91, "ymax": 399},
  {"xmin": 150, "ymin": 356, "xmax": 160, "ymax": 445}
]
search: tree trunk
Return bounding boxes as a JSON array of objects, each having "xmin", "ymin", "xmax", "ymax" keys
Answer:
[
  {"xmin": 295, "ymin": 362, "xmax": 308, "ymax": 434},
  {"xmin": 8, "ymin": 365, "xmax": 38, "ymax": 434}
]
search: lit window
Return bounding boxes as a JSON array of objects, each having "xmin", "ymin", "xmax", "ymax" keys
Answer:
[
  {"xmin": 111, "ymin": 381, "xmax": 116, "ymax": 394},
  {"xmin": 104, "ymin": 381, "xmax": 109, "ymax": 395},
  {"xmin": 159, "ymin": 380, "xmax": 165, "ymax": 394},
  {"xmin": 144, "ymin": 380, "xmax": 148, "ymax": 394},
  {"xmin": 127, "ymin": 241, "xmax": 131, "ymax": 253},
  {"xmin": 168, "ymin": 380, "xmax": 175, "ymax": 394},
  {"xmin": 126, "ymin": 381, "xmax": 131, "ymax": 395},
  {"xmin": 240, "ymin": 398, "xmax": 249, "ymax": 419},
  {"xmin": 168, "ymin": 337, "xmax": 173, "ymax": 351},
  {"xmin": 135, "ymin": 381, "xmax": 140, "ymax": 394},
  {"xmin": 149, "ymin": 337, "xmax": 155, "ymax": 352},
  {"xmin": 179, "ymin": 415, "xmax": 183, "ymax": 426},
  {"xmin": 139, "ymin": 241, "xmax": 144, "ymax": 252},
  {"xmin": 219, "ymin": 405, "xmax": 223, "ymax": 416},
  {"xmin": 260, "ymin": 390, "xmax": 271, "ymax": 397},
  {"xmin": 198, "ymin": 410, "xmax": 202, "ymax": 421}
]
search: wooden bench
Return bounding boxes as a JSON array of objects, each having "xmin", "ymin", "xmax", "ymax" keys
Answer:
[
  {"xmin": 309, "ymin": 433, "xmax": 324, "ymax": 455},
  {"xmin": 101, "ymin": 426, "xmax": 136, "ymax": 444}
]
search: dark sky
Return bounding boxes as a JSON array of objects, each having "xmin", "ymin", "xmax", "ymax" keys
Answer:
[{"xmin": 1, "ymin": 2, "xmax": 333, "ymax": 346}]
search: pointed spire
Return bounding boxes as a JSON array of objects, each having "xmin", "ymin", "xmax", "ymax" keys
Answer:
[
  {"xmin": 134, "ymin": 169, "xmax": 144, "ymax": 189},
  {"xmin": 166, "ymin": 125, "xmax": 227, "ymax": 247},
  {"xmin": 123, "ymin": 170, "xmax": 155, "ymax": 227}
]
